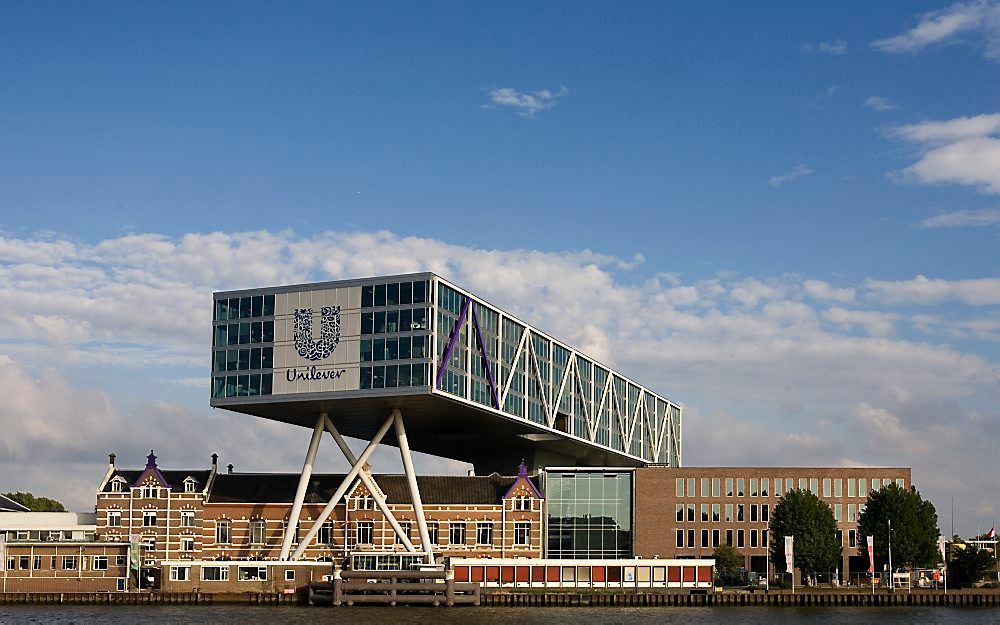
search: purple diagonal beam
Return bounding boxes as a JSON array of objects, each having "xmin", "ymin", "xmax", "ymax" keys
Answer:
[
  {"xmin": 435, "ymin": 296, "xmax": 471, "ymax": 388},
  {"xmin": 471, "ymin": 303, "xmax": 501, "ymax": 410}
]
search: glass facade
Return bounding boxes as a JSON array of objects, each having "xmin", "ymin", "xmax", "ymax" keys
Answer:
[
  {"xmin": 359, "ymin": 279, "xmax": 432, "ymax": 390},
  {"xmin": 211, "ymin": 294, "xmax": 276, "ymax": 398},
  {"xmin": 545, "ymin": 471, "xmax": 633, "ymax": 559},
  {"xmin": 435, "ymin": 280, "xmax": 679, "ymax": 465}
]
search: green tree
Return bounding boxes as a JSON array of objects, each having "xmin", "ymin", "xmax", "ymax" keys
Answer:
[
  {"xmin": 713, "ymin": 543, "xmax": 745, "ymax": 584},
  {"xmin": 2, "ymin": 491, "xmax": 66, "ymax": 512},
  {"xmin": 857, "ymin": 483, "xmax": 939, "ymax": 570},
  {"xmin": 768, "ymin": 489, "xmax": 841, "ymax": 580},
  {"xmin": 948, "ymin": 543, "xmax": 996, "ymax": 588}
]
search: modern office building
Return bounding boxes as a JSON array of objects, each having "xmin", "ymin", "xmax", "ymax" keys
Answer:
[
  {"xmin": 632, "ymin": 467, "xmax": 913, "ymax": 581},
  {"xmin": 210, "ymin": 273, "xmax": 682, "ymax": 562}
]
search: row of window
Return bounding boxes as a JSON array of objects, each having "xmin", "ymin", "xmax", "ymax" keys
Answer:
[
  {"xmin": 213, "ymin": 347, "xmax": 275, "ymax": 373},
  {"xmin": 107, "ymin": 481, "xmax": 198, "ymax": 494},
  {"xmin": 352, "ymin": 520, "xmax": 530, "ymax": 547},
  {"xmin": 675, "ymin": 477, "xmax": 905, "ymax": 499},
  {"xmin": 362, "ymin": 281, "xmax": 429, "ymax": 308},
  {"xmin": 360, "ymin": 336, "xmax": 429, "ymax": 362},
  {"xmin": 361, "ymin": 308, "xmax": 429, "ymax": 334},
  {"xmin": 359, "ymin": 364, "xmax": 428, "ymax": 389},
  {"xmin": 170, "ymin": 565, "xmax": 287, "ymax": 583},
  {"xmin": 5, "ymin": 555, "xmax": 119, "ymax": 571},
  {"xmin": 675, "ymin": 503, "xmax": 770, "ymax": 524},
  {"xmin": 212, "ymin": 373, "xmax": 274, "ymax": 398},
  {"xmin": 3, "ymin": 530, "xmax": 88, "ymax": 541},
  {"xmin": 107, "ymin": 509, "xmax": 198, "ymax": 528},
  {"xmin": 214, "ymin": 294, "xmax": 276, "ymax": 321},
  {"xmin": 213, "ymin": 321, "xmax": 275, "ymax": 347},
  {"xmin": 673, "ymin": 528, "xmax": 865, "ymax": 551}
]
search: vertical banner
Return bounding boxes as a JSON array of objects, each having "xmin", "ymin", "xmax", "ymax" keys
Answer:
[
  {"xmin": 867, "ymin": 535, "xmax": 875, "ymax": 573},
  {"xmin": 129, "ymin": 537, "xmax": 140, "ymax": 573},
  {"xmin": 784, "ymin": 535, "xmax": 794, "ymax": 571}
]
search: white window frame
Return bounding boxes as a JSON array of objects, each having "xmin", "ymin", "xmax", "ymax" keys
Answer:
[
  {"xmin": 514, "ymin": 522, "xmax": 530, "ymax": 546},
  {"xmin": 216, "ymin": 520, "xmax": 231, "ymax": 544},
  {"xmin": 107, "ymin": 511, "xmax": 122, "ymax": 527},
  {"xmin": 183, "ymin": 478, "xmax": 197, "ymax": 493},
  {"xmin": 142, "ymin": 510, "xmax": 157, "ymax": 527},
  {"xmin": 356, "ymin": 521, "xmax": 374, "ymax": 545},
  {"xmin": 180, "ymin": 511, "xmax": 196, "ymax": 527},
  {"xmin": 285, "ymin": 569, "xmax": 295, "ymax": 581},
  {"xmin": 238, "ymin": 566, "xmax": 267, "ymax": 581},
  {"xmin": 201, "ymin": 566, "xmax": 229, "ymax": 581},
  {"xmin": 476, "ymin": 522, "xmax": 493, "ymax": 545},
  {"xmin": 93, "ymin": 556, "xmax": 109, "ymax": 571},
  {"xmin": 250, "ymin": 520, "xmax": 266, "ymax": 545},
  {"xmin": 181, "ymin": 537, "xmax": 195, "ymax": 552},
  {"xmin": 142, "ymin": 486, "xmax": 158, "ymax": 499},
  {"xmin": 169, "ymin": 566, "xmax": 191, "ymax": 581}
]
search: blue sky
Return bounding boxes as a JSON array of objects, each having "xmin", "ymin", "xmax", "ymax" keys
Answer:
[{"xmin": 1, "ymin": 2, "xmax": 998, "ymax": 535}]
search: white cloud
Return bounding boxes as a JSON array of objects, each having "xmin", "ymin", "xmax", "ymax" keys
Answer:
[
  {"xmin": 484, "ymin": 86, "xmax": 568, "ymax": 118},
  {"xmin": 804, "ymin": 279, "xmax": 856, "ymax": 303},
  {"xmin": 864, "ymin": 96, "xmax": 897, "ymax": 112},
  {"xmin": 0, "ymin": 229, "xmax": 997, "ymax": 535},
  {"xmin": 768, "ymin": 164, "xmax": 814, "ymax": 187},
  {"xmin": 801, "ymin": 40, "xmax": 848, "ymax": 55},
  {"xmin": 865, "ymin": 274, "xmax": 1000, "ymax": 305},
  {"xmin": 891, "ymin": 113, "xmax": 1000, "ymax": 195},
  {"xmin": 873, "ymin": 0, "xmax": 1000, "ymax": 60},
  {"xmin": 917, "ymin": 207, "xmax": 1000, "ymax": 228}
]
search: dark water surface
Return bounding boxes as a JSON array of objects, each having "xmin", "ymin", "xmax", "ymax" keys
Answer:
[{"xmin": 1, "ymin": 606, "xmax": 999, "ymax": 625}]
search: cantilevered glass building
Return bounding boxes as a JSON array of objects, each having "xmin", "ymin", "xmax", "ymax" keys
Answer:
[{"xmin": 210, "ymin": 273, "xmax": 681, "ymax": 473}]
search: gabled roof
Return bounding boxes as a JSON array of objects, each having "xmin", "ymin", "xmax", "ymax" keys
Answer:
[
  {"xmin": 100, "ymin": 470, "xmax": 212, "ymax": 493},
  {"xmin": 208, "ymin": 473, "xmax": 540, "ymax": 505},
  {"xmin": 0, "ymin": 493, "xmax": 30, "ymax": 512}
]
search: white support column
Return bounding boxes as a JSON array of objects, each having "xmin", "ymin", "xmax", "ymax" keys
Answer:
[
  {"xmin": 279, "ymin": 413, "xmax": 326, "ymax": 561},
  {"xmin": 291, "ymin": 414, "xmax": 394, "ymax": 560},
  {"xmin": 322, "ymin": 414, "xmax": 417, "ymax": 553},
  {"xmin": 393, "ymin": 409, "xmax": 434, "ymax": 563}
]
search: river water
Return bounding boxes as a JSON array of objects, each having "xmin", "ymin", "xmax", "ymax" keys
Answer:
[{"xmin": 1, "ymin": 606, "xmax": 999, "ymax": 624}]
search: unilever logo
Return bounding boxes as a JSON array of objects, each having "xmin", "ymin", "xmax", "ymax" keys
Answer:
[{"xmin": 293, "ymin": 306, "xmax": 341, "ymax": 361}]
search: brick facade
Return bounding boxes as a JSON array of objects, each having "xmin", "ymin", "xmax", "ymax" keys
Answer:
[{"xmin": 633, "ymin": 466, "xmax": 912, "ymax": 581}]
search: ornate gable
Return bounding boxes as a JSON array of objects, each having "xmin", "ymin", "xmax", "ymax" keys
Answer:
[
  {"xmin": 131, "ymin": 450, "xmax": 172, "ymax": 488},
  {"xmin": 503, "ymin": 462, "xmax": 543, "ymax": 500}
]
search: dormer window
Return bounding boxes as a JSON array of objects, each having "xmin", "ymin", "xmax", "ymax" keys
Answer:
[
  {"xmin": 110, "ymin": 477, "xmax": 126, "ymax": 493},
  {"xmin": 514, "ymin": 496, "xmax": 531, "ymax": 511},
  {"xmin": 183, "ymin": 477, "xmax": 198, "ymax": 493},
  {"xmin": 142, "ymin": 485, "xmax": 159, "ymax": 499}
]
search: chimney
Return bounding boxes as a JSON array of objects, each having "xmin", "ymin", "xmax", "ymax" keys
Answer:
[
  {"xmin": 108, "ymin": 453, "xmax": 116, "ymax": 467},
  {"xmin": 227, "ymin": 464, "xmax": 234, "ymax": 474},
  {"xmin": 211, "ymin": 453, "xmax": 218, "ymax": 468}
]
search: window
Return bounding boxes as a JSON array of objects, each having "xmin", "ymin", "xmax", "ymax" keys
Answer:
[
  {"xmin": 181, "ymin": 537, "xmax": 194, "ymax": 552},
  {"xmin": 725, "ymin": 478, "xmax": 734, "ymax": 497},
  {"xmin": 701, "ymin": 529, "xmax": 709, "ymax": 548},
  {"xmin": 116, "ymin": 555, "xmax": 126, "ymax": 566},
  {"xmin": 181, "ymin": 511, "xmax": 195, "ymax": 527},
  {"xmin": 848, "ymin": 479, "xmax": 856, "ymax": 498},
  {"xmin": 514, "ymin": 522, "xmax": 530, "ymax": 546},
  {"xmin": 202, "ymin": 566, "xmax": 229, "ymax": 581},
  {"xmin": 250, "ymin": 520, "xmax": 265, "ymax": 545},
  {"xmin": 737, "ymin": 504, "xmax": 745, "ymax": 522},
  {"xmin": 19, "ymin": 556, "xmax": 29, "ymax": 570},
  {"xmin": 774, "ymin": 478, "xmax": 783, "ymax": 497},
  {"xmin": 62, "ymin": 556, "xmax": 77, "ymax": 570},
  {"xmin": 183, "ymin": 478, "xmax": 197, "ymax": 493},
  {"xmin": 396, "ymin": 522, "xmax": 412, "ymax": 545},
  {"xmin": 687, "ymin": 478, "xmax": 695, "ymax": 499},
  {"xmin": 798, "ymin": 478, "xmax": 807, "ymax": 491},
  {"xmin": 848, "ymin": 504, "xmax": 857, "ymax": 522},
  {"xmin": 701, "ymin": 478, "xmax": 709, "ymax": 497},
  {"xmin": 238, "ymin": 566, "xmax": 267, "ymax": 581},
  {"xmin": 871, "ymin": 478, "xmax": 880, "ymax": 492},
  {"xmin": 762, "ymin": 529, "xmax": 768, "ymax": 548},
  {"xmin": 357, "ymin": 496, "xmax": 375, "ymax": 510},
  {"xmin": 737, "ymin": 530, "xmax": 745, "ymax": 548},
  {"xmin": 725, "ymin": 504, "xmax": 733, "ymax": 522},
  {"xmin": 318, "ymin": 521, "xmax": 333, "ymax": 545},
  {"xmin": 676, "ymin": 529, "xmax": 684, "ymax": 548},
  {"xmin": 90, "ymin": 556, "xmax": 107, "ymax": 571},
  {"xmin": 737, "ymin": 478, "xmax": 745, "ymax": 497},
  {"xmin": 676, "ymin": 504, "xmax": 684, "ymax": 522},
  {"xmin": 216, "ymin": 521, "xmax": 231, "ymax": 544},
  {"xmin": 449, "ymin": 523, "xmax": 466, "ymax": 545},
  {"xmin": 169, "ymin": 566, "xmax": 191, "ymax": 581},
  {"xmin": 5, "ymin": 558, "xmax": 13, "ymax": 571},
  {"xmin": 143, "ymin": 511, "xmax": 157, "ymax": 527},
  {"xmin": 712, "ymin": 503, "xmax": 720, "ymax": 522},
  {"xmin": 834, "ymin": 479, "xmax": 843, "ymax": 497},
  {"xmin": 356, "ymin": 521, "xmax": 374, "ymax": 545},
  {"xmin": 687, "ymin": 504, "xmax": 695, "ymax": 522},
  {"xmin": 712, "ymin": 529, "xmax": 720, "ymax": 548},
  {"xmin": 675, "ymin": 478, "xmax": 684, "ymax": 497},
  {"xmin": 142, "ymin": 486, "xmax": 158, "ymax": 499},
  {"xmin": 687, "ymin": 529, "xmax": 695, "ymax": 548},
  {"xmin": 858, "ymin": 479, "xmax": 867, "ymax": 498},
  {"xmin": 809, "ymin": 478, "xmax": 818, "ymax": 493},
  {"xmin": 712, "ymin": 478, "xmax": 720, "ymax": 497},
  {"xmin": 750, "ymin": 504, "xmax": 758, "ymax": 522},
  {"xmin": 896, "ymin": 478, "xmax": 905, "ymax": 488},
  {"xmin": 285, "ymin": 570, "xmax": 296, "ymax": 581},
  {"xmin": 750, "ymin": 478, "xmax": 758, "ymax": 497},
  {"xmin": 476, "ymin": 523, "xmax": 493, "ymax": 545},
  {"xmin": 701, "ymin": 504, "xmax": 709, "ymax": 522},
  {"xmin": 514, "ymin": 496, "xmax": 531, "ymax": 511},
  {"xmin": 108, "ymin": 511, "xmax": 121, "ymax": 527},
  {"xmin": 849, "ymin": 529, "xmax": 857, "ymax": 548},
  {"xmin": 428, "ymin": 522, "xmax": 440, "ymax": 545},
  {"xmin": 834, "ymin": 504, "xmax": 842, "ymax": 522},
  {"xmin": 751, "ymin": 529, "xmax": 758, "ymax": 548},
  {"xmin": 785, "ymin": 478, "xmax": 793, "ymax": 493},
  {"xmin": 33, "ymin": 556, "xmax": 41, "ymax": 570},
  {"xmin": 141, "ymin": 537, "xmax": 155, "ymax": 551},
  {"xmin": 823, "ymin": 478, "xmax": 832, "ymax": 497},
  {"xmin": 726, "ymin": 529, "xmax": 733, "ymax": 546},
  {"xmin": 110, "ymin": 478, "xmax": 125, "ymax": 493},
  {"xmin": 760, "ymin": 478, "xmax": 768, "ymax": 497},
  {"xmin": 761, "ymin": 504, "xmax": 769, "ymax": 523}
]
